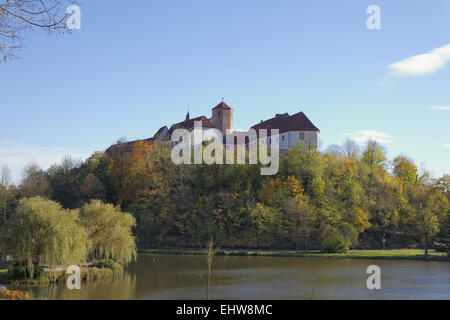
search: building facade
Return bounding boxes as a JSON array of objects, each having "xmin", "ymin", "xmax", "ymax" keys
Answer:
[{"xmin": 105, "ymin": 101, "xmax": 320, "ymax": 156}]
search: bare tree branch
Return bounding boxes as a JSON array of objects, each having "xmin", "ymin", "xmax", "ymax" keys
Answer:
[{"xmin": 0, "ymin": 0, "xmax": 78, "ymax": 62}]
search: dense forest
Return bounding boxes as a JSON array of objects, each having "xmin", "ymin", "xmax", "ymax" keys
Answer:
[{"xmin": 0, "ymin": 139, "xmax": 449, "ymax": 254}]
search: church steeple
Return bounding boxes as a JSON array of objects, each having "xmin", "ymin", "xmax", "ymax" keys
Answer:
[{"xmin": 185, "ymin": 104, "xmax": 190, "ymax": 121}]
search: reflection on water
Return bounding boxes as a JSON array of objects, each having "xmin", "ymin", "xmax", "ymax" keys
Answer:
[
  {"xmin": 17, "ymin": 254, "xmax": 450, "ymax": 300},
  {"xmin": 20, "ymin": 273, "xmax": 138, "ymax": 300}
]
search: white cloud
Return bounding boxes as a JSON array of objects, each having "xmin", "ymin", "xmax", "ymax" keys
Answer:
[
  {"xmin": 388, "ymin": 44, "xmax": 450, "ymax": 76},
  {"xmin": 428, "ymin": 106, "xmax": 450, "ymax": 111},
  {"xmin": 350, "ymin": 130, "xmax": 393, "ymax": 145},
  {"xmin": 443, "ymin": 144, "xmax": 450, "ymax": 149},
  {"xmin": 0, "ymin": 142, "xmax": 90, "ymax": 184}
]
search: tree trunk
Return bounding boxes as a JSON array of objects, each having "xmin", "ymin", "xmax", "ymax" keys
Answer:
[
  {"xmin": 2, "ymin": 197, "xmax": 6, "ymax": 225},
  {"xmin": 425, "ymin": 232, "xmax": 429, "ymax": 256},
  {"xmin": 206, "ymin": 262, "xmax": 211, "ymax": 300}
]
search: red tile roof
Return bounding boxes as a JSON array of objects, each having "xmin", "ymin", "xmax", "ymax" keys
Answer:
[
  {"xmin": 251, "ymin": 112, "xmax": 319, "ymax": 134},
  {"xmin": 169, "ymin": 115, "xmax": 216, "ymax": 133},
  {"xmin": 212, "ymin": 102, "xmax": 232, "ymax": 110}
]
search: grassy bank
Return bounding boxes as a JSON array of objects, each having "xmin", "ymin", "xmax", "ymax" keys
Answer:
[
  {"xmin": 0, "ymin": 260, "xmax": 123, "ymax": 286},
  {"xmin": 139, "ymin": 248, "xmax": 449, "ymax": 261}
]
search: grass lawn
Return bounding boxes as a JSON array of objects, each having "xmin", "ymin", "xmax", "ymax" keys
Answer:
[{"xmin": 139, "ymin": 248, "xmax": 449, "ymax": 261}]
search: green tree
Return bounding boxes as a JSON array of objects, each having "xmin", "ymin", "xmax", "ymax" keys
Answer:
[
  {"xmin": 414, "ymin": 187, "xmax": 447, "ymax": 256},
  {"xmin": 250, "ymin": 203, "xmax": 283, "ymax": 244},
  {"xmin": 282, "ymin": 143, "xmax": 324, "ymax": 195},
  {"xmin": 1, "ymin": 197, "xmax": 88, "ymax": 276},
  {"xmin": 362, "ymin": 140, "xmax": 387, "ymax": 169},
  {"xmin": 434, "ymin": 211, "xmax": 449, "ymax": 254},
  {"xmin": 47, "ymin": 156, "xmax": 82, "ymax": 208},
  {"xmin": 393, "ymin": 155, "xmax": 418, "ymax": 185},
  {"xmin": 19, "ymin": 163, "xmax": 50, "ymax": 198},
  {"xmin": 85, "ymin": 152, "xmax": 114, "ymax": 201},
  {"xmin": 320, "ymin": 225, "xmax": 350, "ymax": 253},
  {"xmin": 79, "ymin": 200, "xmax": 137, "ymax": 264}
]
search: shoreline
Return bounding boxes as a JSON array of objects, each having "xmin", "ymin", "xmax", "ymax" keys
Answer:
[
  {"xmin": 0, "ymin": 262, "xmax": 123, "ymax": 286},
  {"xmin": 139, "ymin": 248, "xmax": 449, "ymax": 262}
]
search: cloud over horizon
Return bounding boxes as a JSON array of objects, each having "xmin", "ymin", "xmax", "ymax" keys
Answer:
[
  {"xmin": 388, "ymin": 44, "xmax": 450, "ymax": 76},
  {"xmin": 350, "ymin": 130, "xmax": 393, "ymax": 145},
  {"xmin": 0, "ymin": 141, "xmax": 90, "ymax": 184},
  {"xmin": 428, "ymin": 106, "xmax": 450, "ymax": 111}
]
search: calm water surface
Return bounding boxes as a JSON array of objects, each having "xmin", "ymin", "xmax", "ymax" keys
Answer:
[{"xmin": 17, "ymin": 254, "xmax": 450, "ymax": 300}]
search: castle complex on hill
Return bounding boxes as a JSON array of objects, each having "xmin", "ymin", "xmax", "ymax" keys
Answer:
[{"xmin": 106, "ymin": 101, "xmax": 320, "ymax": 155}]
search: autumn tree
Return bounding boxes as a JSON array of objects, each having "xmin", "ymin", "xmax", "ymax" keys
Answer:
[
  {"xmin": 79, "ymin": 173, "xmax": 107, "ymax": 203},
  {"xmin": 85, "ymin": 152, "xmax": 113, "ymax": 201},
  {"xmin": 282, "ymin": 143, "xmax": 324, "ymax": 195},
  {"xmin": 362, "ymin": 140, "xmax": 387, "ymax": 170},
  {"xmin": 393, "ymin": 155, "xmax": 418, "ymax": 185},
  {"xmin": 111, "ymin": 140, "xmax": 155, "ymax": 207},
  {"xmin": 414, "ymin": 186, "xmax": 447, "ymax": 256},
  {"xmin": 250, "ymin": 203, "xmax": 282, "ymax": 245}
]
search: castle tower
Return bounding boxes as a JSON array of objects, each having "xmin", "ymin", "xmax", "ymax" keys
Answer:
[{"xmin": 211, "ymin": 101, "xmax": 233, "ymax": 134}]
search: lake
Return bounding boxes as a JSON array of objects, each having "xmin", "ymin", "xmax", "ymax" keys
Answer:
[{"xmin": 19, "ymin": 254, "xmax": 450, "ymax": 300}]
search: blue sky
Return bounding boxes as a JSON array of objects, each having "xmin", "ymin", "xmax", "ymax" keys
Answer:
[{"xmin": 0, "ymin": 0, "xmax": 449, "ymax": 182}]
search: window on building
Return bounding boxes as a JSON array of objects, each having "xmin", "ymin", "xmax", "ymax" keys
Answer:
[
  {"xmin": 282, "ymin": 135, "xmax": 285, "ymax": 142},
  {"xmin": 300, "ymin": 132, "xmax": 305, "ymax": 140}
]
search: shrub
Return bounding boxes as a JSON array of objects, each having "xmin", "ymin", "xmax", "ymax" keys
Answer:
[
  {"xmin": 9, "ymin": 264, "xmax": 28, "ymax": 280},
  {"xmin": 83, "ymin": 266, "xmax": 123, "ymax": 280},
  {"xmin": 91, "ymin": 259, "xmax": 117, "ymax": 269},
  {"xmin": 8, "ymin": 262, "xmax": 44, "ymax": 280},
  {"xmin": 0, "ymin": 289, "xmax": 31, "ymax": 300},
  {"xmin": 320, "ymin": 226, "xmax": 350, "ymax": 253}
]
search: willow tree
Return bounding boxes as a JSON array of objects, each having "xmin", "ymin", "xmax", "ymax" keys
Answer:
[
  {"xmin": 1, "ymin": 197, "xmax": 88, "ymax": 275},
  {"xmin": 79, "ymin": 200, "xmax": 137, "ymax": 264}
]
